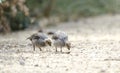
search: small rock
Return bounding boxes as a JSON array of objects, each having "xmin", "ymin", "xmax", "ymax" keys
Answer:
[
  {"xmin": 46, "ymin": 65, "xmax": 50, "ymax": 68},
  {"xmin": 19, "ymin": 57, "xmax": 25, "ymax": 66},
  {"xmin": 19, "ymin": 60, "xmax": 25, "ymax": 66},
  {"xmin": 34, "ymin": 64, "xmax": 39, "ymax": 67},
  {"xmin": 99, "ymin": 69, "xmax": 106, "ymax": 73},
  {"xmin": 66, "ymin": 68, "xmax": 69, "ymax": 71}
]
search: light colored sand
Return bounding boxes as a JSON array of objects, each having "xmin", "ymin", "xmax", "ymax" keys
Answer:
[{"xmin": 1, "ymin": 14, "xmax": 120, "ymax": 73}]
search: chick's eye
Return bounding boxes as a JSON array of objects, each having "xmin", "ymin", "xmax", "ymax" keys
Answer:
[
  {"xmin": 34, "ymin": 36, "xmax": 40, "ymax": 39},
  {"xmin": 52, "ymin": 36, "xmax": 58, "ymax": 40}
]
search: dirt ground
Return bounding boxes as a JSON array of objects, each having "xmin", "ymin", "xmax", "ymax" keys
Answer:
[{"xmin": 1, "ymin": 14, "xmax": 120, "ymax": 73}]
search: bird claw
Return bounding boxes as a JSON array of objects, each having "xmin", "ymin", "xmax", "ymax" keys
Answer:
[{"xmin": 61, "ymin": 51, "xmax": 70, "ymax": 54}]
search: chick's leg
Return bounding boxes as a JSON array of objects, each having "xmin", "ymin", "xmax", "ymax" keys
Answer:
[
  {"xmin": 60, "ymin": 47, "xmax": 62, "ymax": 52},
  {"xmin": 55, "ymin": 47, "xmax": 57, "ymax": 52},
  {"xmin": 33, "ymin": 44, "xmax": 35, "ymax": 51},
  {"xmin": 31, "ymin": 41, "xmax": 35, "ymax": 51},
  {"xmin": 38, "ymin": 47, "xmax": 42, "ymax": 51},
  {"xmin": 38, "ymin": 46, "xmax": 42, "ymax": 51}
]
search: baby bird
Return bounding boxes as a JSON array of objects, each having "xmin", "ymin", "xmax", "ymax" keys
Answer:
[
  {"xmin": 27, "ymin": 32, "xmax": 52, "ymax": 51},
  {"xmin": 51, "ymin": 31, "xmax": 71, "ymax": 53}
]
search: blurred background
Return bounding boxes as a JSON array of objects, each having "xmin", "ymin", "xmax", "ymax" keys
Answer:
[{"xmin": 0, "ymin": 0, "xmax": 119, "ymax": 34}]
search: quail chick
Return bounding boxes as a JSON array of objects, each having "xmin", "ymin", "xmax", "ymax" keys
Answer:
[
  {"xmin": 27, "ymin": 32, "xmax": 52, "ymax": 51},
  {"xmin": 51, "ymin": 31, "xmax": 71, "ymax": 53}
]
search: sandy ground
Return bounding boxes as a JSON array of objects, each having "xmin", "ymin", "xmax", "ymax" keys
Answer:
[{"xmin": 1, "ymin": 14, "xmax": 120, "ymax": 73}]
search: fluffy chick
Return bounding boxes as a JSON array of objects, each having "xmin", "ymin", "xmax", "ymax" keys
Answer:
[
  {"xmin": 27, "ymin": 32, "xmax": 51, "ymax": 51},
  {"xmin": 51, "ymin": 31, "xmax": 71, "ymax": 53}
]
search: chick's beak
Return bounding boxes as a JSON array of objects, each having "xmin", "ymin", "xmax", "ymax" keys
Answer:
[
  {"xmin": 46, "ymin": 39, "xmax": 52, "ymax": 46},
  {"xmin": 66, "ymin": 42, "xmax": 71, "ymax": 50}
]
